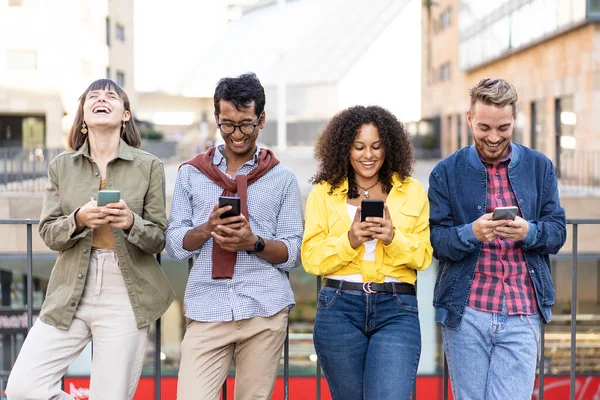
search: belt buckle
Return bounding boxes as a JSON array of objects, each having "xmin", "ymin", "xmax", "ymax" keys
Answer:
[{"xmin": 362, "ymin": 282, "xmax": 377, "ymax": 294}]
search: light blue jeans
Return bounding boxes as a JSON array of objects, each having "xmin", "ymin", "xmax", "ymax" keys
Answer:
[{"xmin": 442, "ymin": 302, "xmax": 540, "ymax": 400}]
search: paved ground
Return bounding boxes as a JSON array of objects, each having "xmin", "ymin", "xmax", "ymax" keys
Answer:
[{"xmin": 164, "ymin": 147, "xmax": 439, "ymax": 199}]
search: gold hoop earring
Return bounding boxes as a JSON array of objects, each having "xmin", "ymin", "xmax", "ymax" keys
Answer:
[{"xmin": 81, "ymin": 121, "xmax": 88, "ymax": 134}]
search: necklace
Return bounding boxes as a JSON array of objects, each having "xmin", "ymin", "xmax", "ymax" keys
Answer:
[{"xmin": 356, "ymin": 180, "xmax": 379, "ymax": 199}]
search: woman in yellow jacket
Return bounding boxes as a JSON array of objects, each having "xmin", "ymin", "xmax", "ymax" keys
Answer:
[{"xmin": 302, "ymin": 105, "xmax": 433, "ymax": 400}]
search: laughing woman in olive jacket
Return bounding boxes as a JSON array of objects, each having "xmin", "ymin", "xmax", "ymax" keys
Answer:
[{"xmin": 6, "ymin": 79, "xmax": 174, "ymax": 400}]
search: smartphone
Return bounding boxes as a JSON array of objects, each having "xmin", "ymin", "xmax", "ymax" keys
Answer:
[
  {"xmin": 97, "ymin": 190, "xmax": 120, "ymax": 206},
  {"xmin": 360, "ymin": 199, "xmax": 384, "ymax": 222},
  {"xmin": 219, "ymin": 196, "xmax": 241, "ymax": 219},
  {"xmin": 492, "ymin": 206, "xmax": 518, "ymax": 221}
]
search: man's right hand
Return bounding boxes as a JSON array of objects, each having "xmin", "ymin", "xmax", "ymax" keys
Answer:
[
  {"xmin": 183, "ymin": 203, "xmax": 245, "ymax": 251},
  {"xmin": 204, "ymin": 202, "xmax": 245, "ymax": 237},
  {"xmin": 472, "ymin": 213, "xmax": 509, "ymax": 242}
]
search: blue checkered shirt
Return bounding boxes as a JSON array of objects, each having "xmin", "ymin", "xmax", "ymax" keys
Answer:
[{"xmin": 165, "ymin": 146, "xmax": 303, "ymax": 322}]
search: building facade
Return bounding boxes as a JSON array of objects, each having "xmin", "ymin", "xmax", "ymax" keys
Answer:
[{"xmin": 0, "ymin": 0, "xmax": 134, "ymax": 150}]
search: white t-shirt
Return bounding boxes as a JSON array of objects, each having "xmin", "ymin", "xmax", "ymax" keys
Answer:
[{"xmin": 326, "ymin": 203, "xmax": 402, "ymax": 283}]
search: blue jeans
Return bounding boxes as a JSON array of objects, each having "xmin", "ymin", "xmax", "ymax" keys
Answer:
[
  {"xmin": 313, "ymin": 286, "xmax": 421, "ymax": 400},
  {"xmin": 442, "ymin": 304, "xmax": 541, "ymax": 400}
]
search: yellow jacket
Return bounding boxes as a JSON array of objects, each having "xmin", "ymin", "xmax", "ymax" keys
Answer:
[{"xmin": 302, "ymin": 174, "xmax": 432, "ymax": 284}]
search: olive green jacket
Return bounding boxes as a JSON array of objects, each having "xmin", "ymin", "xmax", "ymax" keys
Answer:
[{"xmin": 39, "ymin": 139, "xmax": 175, "ymax": 330}]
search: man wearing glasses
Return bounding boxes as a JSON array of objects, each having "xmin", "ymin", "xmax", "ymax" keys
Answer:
[{"xmin": 166, "ymin": 72, "xmax": 303, "ymax": 400}]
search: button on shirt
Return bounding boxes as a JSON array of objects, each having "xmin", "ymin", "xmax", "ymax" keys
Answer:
[
  {"xmin": 166, "ymin": 146, "xmax": 303, "ymax": 322},
  {"xmin": 468, "ymin": 148, "xmax": 538, "ymax": 315}
]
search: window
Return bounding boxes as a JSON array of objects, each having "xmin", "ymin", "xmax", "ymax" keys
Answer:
[
  {"xmin": 440, "ymin": 62, "xmax": 451, "ymax": 82},
  {"xmin": 116, "ymin": 23, "xmax": 125, "ymax": 41},
  {"xmin": 555, "ymin": 95, "xmax": 577, "ymax": 180},
  {"xmin": 440, "ymin": 7, "xmax": 451, "ymax": 30},
  {"xmin": 106, "ymin": 17, "xmax": 111, "ymax": 47},
  {"xmin": 531, "ymin": 100, "xmax": 547, "ymax": 154},
  {"xmin": 6, "ymin": 50, "xmax": 37, "ymax": 71},
  {"xmin": 591, "ymin": 0, "xmax": 600, "ymax": 13},
  {"xmin": 116, "ymin": 71, "xmax": 125, "ymax": 87}
]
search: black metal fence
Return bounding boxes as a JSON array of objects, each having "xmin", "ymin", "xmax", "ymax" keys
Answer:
[{"xmin": 0, "ymin": 218, "xmax": 598, "ymax": 399}]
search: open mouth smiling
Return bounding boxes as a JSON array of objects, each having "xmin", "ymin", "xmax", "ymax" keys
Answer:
[{"xmin": 92, "ymin": 106, "xmax": 111, "ymax": 114}]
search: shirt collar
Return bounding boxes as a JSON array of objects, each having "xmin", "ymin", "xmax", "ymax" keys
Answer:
[
  {"xmin": 71, "ymin": 138, "xmax": 134, "ymax": 161},
  {"xmin": 214, "ymin": 144, "xmax": 260, "ymax": 167}
]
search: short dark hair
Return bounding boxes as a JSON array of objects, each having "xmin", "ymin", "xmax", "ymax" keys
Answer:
[
  {"xmin": 311, "ymin": 105, "xmax": 415, "ymax": 198},
  {"xmin": 213, "ymin": 72, "xmax": 266, "ymax": 117},
  {"xmin": 68, "ymin": 78, "xmax": 141, "ymax": 150}
]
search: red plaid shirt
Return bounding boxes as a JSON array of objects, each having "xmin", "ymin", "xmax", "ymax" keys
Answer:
[{"xmin": 468, "ymin": 148, "xmax": 538, "ymax": 315}]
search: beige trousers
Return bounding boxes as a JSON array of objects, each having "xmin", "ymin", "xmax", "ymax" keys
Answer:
[
  {"xmin": 177, "ymin": 308, "xmax": 289, "ymax": 400},
  {"xmin": 6, "ymin": 249, "xmax": 149, "ymax": 400}
]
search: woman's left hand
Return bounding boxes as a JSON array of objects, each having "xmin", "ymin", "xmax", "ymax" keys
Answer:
[
  {"xmin": 101, "ymin": 199, "xmax": 135, "ymax": 230},
  {"xmin": 365, "ymin": 205, "xmax": 395, "ymax": 245}
]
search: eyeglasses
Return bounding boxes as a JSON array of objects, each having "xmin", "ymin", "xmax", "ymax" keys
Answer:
[{"xmin": 217, "ymin": 113, "xmax": 263, "ymax": 135}]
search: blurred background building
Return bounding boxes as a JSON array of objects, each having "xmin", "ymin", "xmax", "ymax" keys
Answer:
[
  {"xmin": 0, "ymin": 0, "xmax": 599, "ymax": 398},
  {"xmin": 0, "ymin": 0, "xmax": 135, "ymax": 149}
]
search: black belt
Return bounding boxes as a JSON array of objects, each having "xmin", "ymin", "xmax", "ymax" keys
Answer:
[{"xmin": 323, "ymin": 278, "xmax": 415, "ymax": 295}]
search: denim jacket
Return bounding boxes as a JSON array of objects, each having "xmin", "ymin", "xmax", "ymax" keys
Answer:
[{"xmin": 428, "ymin": 144, "xmax": 566, "ymax": 330}]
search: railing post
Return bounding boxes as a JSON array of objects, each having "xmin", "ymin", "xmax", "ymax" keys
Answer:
[
  {"xmin": 316, "ymin": 276, "xmax": 322, "ymax": 400},
  {"xmin": 284, "ymin": 272, "xmax": 289, "ymax": 400},
  {"xmin": 155, "ymin": 252, "xmax": 162, "ymax": 400},
  {"xmin": 570, "ymin": 223, "xmax": 578, "ymax": 400},
  {"xmin": 26, "ymin": 223, "xmax": 33, "ymax": 330}
]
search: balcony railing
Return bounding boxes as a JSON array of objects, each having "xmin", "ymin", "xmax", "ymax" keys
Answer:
[{"xmin": 0, "ymin": 218, "xmax": 598, "ymax": 399}]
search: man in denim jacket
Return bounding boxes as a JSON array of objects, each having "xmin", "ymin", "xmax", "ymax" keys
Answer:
[{"xmin": 428, "ymin": 78, "xmax": 566, "ymax": 400}]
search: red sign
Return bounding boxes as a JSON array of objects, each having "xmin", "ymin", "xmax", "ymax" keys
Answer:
[{"xmin": 62, "ymin": 375, "xmax": 600, "ymax": 400}]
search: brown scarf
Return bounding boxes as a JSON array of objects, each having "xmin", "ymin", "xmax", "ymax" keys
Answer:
[{"xmin": 182, "ymin": 147, "xmax": 280, "ymax": 279}]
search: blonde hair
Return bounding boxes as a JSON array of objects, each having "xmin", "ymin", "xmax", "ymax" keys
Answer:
[{"xmin": 469, "ymin": 78, "xmax": 518, "ymax": 118}]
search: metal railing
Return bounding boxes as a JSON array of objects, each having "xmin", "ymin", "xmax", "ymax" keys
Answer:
[
  {"xmin": 0, "ymin": 148, "xmax": 63, "ymax": 192},
  {"xmin": 1, "ymin": 218, "xmax": 598, "ymax": 399}
]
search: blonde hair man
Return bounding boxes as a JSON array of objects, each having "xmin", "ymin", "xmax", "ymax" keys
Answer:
[{"xmin": 428, "ymin": 78, "xmax": 566, "ymax": 399}]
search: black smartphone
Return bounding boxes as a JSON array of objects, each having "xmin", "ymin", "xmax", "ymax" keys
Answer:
[
  {"xmin": 361, "ymin": 199, "xmax": 384, "ymax": 222},
  {"xmin": 219, "ymin": 196, "xmax": 241, "ymax": 219},
  {"xmin": 97, "ymin": 190, "xmax": 120, "ymax": 206},
  {"xmin": 492, "ymin": 206, "xmax": 518, "ymax": 221}
]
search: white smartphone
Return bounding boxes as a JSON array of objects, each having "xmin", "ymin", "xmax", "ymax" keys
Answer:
[{"xmin": 492, "ymin": 206, "xmax": 518, "ymax": 221}]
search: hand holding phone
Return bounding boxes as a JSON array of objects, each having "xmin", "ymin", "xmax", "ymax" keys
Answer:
[
  {"xmin": 491, "ymin": 206, "xmax": 518, "ymax": 221},
  {"xmin": 218, "ymin": 196, "xmax": 241, "ymax": 219}
]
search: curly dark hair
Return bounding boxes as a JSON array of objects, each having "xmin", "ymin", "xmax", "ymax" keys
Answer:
[{"xmin": 311, "ymin": 105, "xmax": 415, "ymax": 198}]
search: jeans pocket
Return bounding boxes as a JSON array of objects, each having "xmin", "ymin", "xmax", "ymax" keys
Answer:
[
  {"xmin": 395, "ymin": 294, "xmax": 419, "ymax": 312},
  {"xmin": 317, "ymin": 288, "xmax": 339, "ymax": 309}
]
